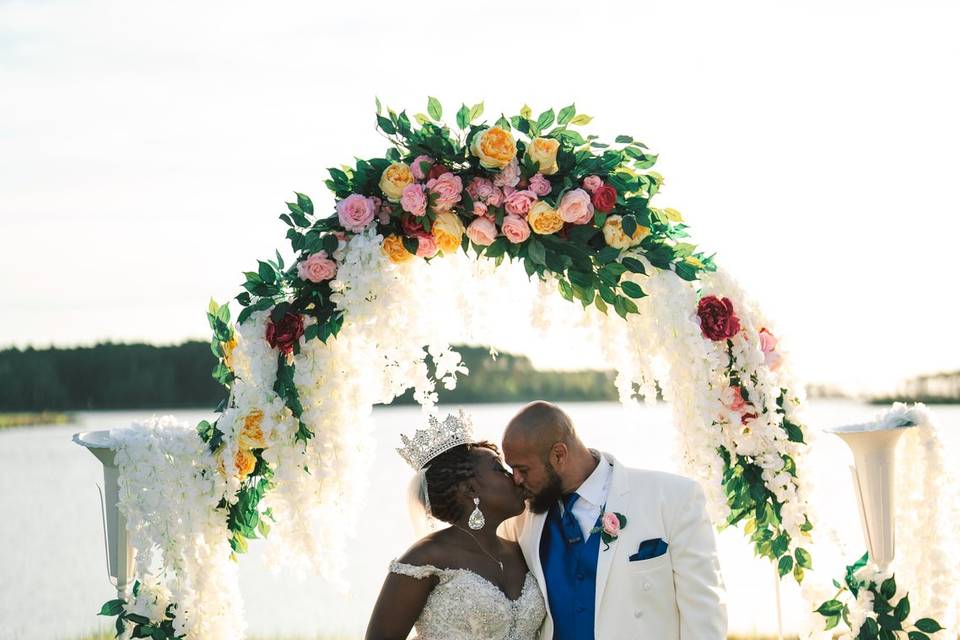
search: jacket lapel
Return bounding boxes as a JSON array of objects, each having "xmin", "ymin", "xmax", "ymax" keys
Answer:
[
  {"xmin": 525, "ymin": 510, "xmax": 549, "ymax": 597},
  {"xmin": 594, "ymin": 454, "xmax": 630, "ymax": 614}
]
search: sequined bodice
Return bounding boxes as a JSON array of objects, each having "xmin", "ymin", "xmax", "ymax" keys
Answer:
[{"xmin": 389, "ymin": 560, "xmax": 546, "ymax": 640}]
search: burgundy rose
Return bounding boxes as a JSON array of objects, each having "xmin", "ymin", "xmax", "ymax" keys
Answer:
[
  {"xmin": 427, "ymin": 164, "xmax": 450, "ymax": 180},
  {"xmin": 266, "ymin": 312, "xmax": 305, "ymax": 354},
  {"xmin": 697, "ymin": 295, "xmax": 741, "ymax": 341},
  {"xmin": 401, "ymin": 213, "xmax": 425, "ymax": 236},
  {"xmin": 591, "ymin": 183, "xmax": 617, "ymax": 213}
]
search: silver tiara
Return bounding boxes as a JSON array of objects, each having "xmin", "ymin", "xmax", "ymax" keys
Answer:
[{"xmin": 397, "ymin": 411, "xmax": 474, "ymax": 470}]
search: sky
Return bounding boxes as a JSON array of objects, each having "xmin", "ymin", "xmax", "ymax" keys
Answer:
[{"xmin": 1, "ymin": 0, "xmax": 958, "ymax": 393}]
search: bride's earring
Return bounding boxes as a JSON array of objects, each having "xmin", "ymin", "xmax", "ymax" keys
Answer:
[{"xmin": 468, "ymin": 497, "xmax": 485, "ymax": 530}]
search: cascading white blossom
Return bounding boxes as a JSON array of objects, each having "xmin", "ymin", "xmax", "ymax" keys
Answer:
[{"xmin": 113, "ymin": 416, "xmax": 245, "ymax": 639}]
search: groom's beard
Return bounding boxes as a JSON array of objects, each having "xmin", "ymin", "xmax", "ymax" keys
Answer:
[{"xmin": 527, "ymin": 464, "xmax": 564, "ymax": 514}]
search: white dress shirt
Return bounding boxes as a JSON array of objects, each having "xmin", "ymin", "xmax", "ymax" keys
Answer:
[{"xmin": 560, "ymin": 450, "xmax": 612, "ymax": 539}]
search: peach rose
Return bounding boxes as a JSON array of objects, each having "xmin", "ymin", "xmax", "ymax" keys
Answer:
[
  {"xmin": 601, "ymin": 215, "xmax": 650, "ymax": 249},
  {"xmin": 470, "ymin": 126, "xmax": 517, "ymax": 169},
  {"xmin": 239, "ymin": 409, "xmax": 266, "ymax": 449},
  {"xmin": 416, "ymin": 233, "xmax": 439, "ymax": 258},
  {"xmin": 234, "ymin": 448, "xmax": 257, "ymax": 479},
  {"xmin": 382, "ymin": 234, "xmax": 415, "ymax": 263},
  {"xmin": 379, "ymin": 162, "xmax": 415, "ymax": 202},
  {"xmin": 466, "ymin": 217, "xmax": 498, "ymax": 246},
  {"xmin": 473, "ymin": 201, "xmax": 489, "ymax": 217},
  {"xmin": 467, "ymin": 177, "xmax": 496, "ymax": 202},
  {"xmin": 527, "ymin": 201, "xmax": 564, "ymax": 235},
  {"xmin": 501, "ymin": 215, "xmax": 530, "ymax": 244},
  {"xmin": 426, "ymin": 172, "xmax": 463, "ymax": 212},
  {"xmin": 432, "ymin": 211, "xmax": 465, "ymax": 255},
  {"xmin": 297, "ymin": 251, "xmax": 337, "ymax": 283},
  {"xmin": 557, "ymin": 188, "xmax": 595, "ymax": 225},
  {"xmin": 526, "ymin": 137, "xmax": 560, "ymax": 175}
]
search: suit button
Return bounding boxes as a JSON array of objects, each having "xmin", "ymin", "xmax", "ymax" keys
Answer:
[
  {"xmin": 634, "ymin": 610, "xmax": 643, "ymax": 618},
  {"xmin": 642, "ymin": 582, "xmax": 652, "ymax": 591}
]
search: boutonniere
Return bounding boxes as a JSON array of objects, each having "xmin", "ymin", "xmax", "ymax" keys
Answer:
[{"xmin": 591, "ymin": 511, "xmax": 628, "ymax": 550}]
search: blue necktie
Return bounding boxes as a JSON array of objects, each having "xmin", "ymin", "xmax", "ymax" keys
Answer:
[{"xmin": 562, "ymin": 492, "xmax": 582, "ymax": 544}]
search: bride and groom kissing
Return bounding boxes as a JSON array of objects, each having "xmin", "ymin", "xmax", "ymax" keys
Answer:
[{"xmin": 365, "ymin": 401, "xmax": 728, "ymax": 640}]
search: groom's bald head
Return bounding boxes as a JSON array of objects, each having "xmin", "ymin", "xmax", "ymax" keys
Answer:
[
  {"xmin": 503, "ymin": 401, "xmax": 578, "ymax": 452},
  {"xmin": 502, "ymin": 401, "xmax": 594, "ymax": 513}
]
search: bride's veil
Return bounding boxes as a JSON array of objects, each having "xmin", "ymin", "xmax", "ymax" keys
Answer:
[{"xmin": 406, "ymin": 464, "xmax": 439, "ymax": 537}]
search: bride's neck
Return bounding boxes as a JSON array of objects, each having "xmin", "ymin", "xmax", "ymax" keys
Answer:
[{"xmin": 452, "ymin": 517, "xmax": 502, "ymax": 545}]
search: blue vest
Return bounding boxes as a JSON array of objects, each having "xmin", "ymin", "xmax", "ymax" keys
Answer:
[{"xmin": 540, "ymin": 499, "xmax": 601, "ymax": 640}]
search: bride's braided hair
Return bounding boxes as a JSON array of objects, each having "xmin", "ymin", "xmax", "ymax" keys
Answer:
[{"xmin": 425, "ymin": 441, "xmax": 499, "ymax": 524}]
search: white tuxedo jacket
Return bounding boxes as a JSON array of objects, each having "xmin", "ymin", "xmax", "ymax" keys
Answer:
[{"xmin": 502, "ymin": 454, "xmax": 727, "ymax": 639}]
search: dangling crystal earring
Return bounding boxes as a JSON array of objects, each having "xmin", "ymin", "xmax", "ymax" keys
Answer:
[{"xmin": 468, "ymin": 497, "xmax": 485, "ymax": 530}]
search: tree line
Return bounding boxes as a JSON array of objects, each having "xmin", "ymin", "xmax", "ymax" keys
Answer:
[{"xmin": 0, "ymin": 342, "xmax": 619, "ymax": 411}]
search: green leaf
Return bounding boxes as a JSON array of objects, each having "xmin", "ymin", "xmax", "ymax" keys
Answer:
[
  {"xmin": 895, "ymin": 596, "xmax": 910, "ymax": 622},
  {"xmin": 557, "ymin": 103, "xmax": 576, "ymax": 126},
  {"xmin": 881, "ymin": 576, "xmax": 897, "ymax": 600},
  {"xmin": 783, "ymin": 420, "xmax": 805, "ymax": 443},
  {"xmin": 456, "ymin": 104, "xmax": 470, "ymax": 130},
  {"xmin": 528, "ymin": 239, "xmax": 546, "ymax": 266},
  {"xmin": 622, "ymin": 216, "xmax": 638, "ymax": 238},
  {"xmin": 295, "ymin": 192, "xmax": 313, "ymax": 215},
  {"xmin": 257, "ymin": 260, "xmax": 275, "ymax": 284},
  {"xmin": 469, "ymin": 102, "xmax": 484, "ymax": 122},
  {"xmin": 795, "ymin": 547, "xmax": 812, "ymax": 570},
  {"xmin": 815, "ymin": 598, "xmax": 842, "ymax": 616},
  {"xmin": 377, "ymin": 115, "xmax": 396, "ymax": 135},
  {"xmin": 778, "ymin": 555, "xmax": 794, "ymax": 578},
  {"xmin": 863, "ymin": 617, "xmax": 880, "ymax": 636},
  {"xmin": 593, "ymin": 293, "xmax": 608, "ymax": 314},
  {"xmin": 99, "ymin": 599, "xmax": 125, "ymax": 616},
  {"xmin": 621, "ymin": 281, "xmax": 646, "ymax": 299},
  {"xmin": 536, "ymin": 108, "xmax": 555, "ymax": 132},
  {"xmin": 908, "ymin": 633, "xmax": 931, "ymax": 640},
  {"xmin": 570, "ymin": 113, "xmax": 592, "ymax": 126},
  {"xmin": 915, "ymin": 619, "xmax": 944, "ymax": 633},
  {"xmin": 615, "ymin": 135, "xmax": 634, "ymax": 144},
  {"xmin": 621, "ymin": 257, "xmax": 646, "ymax": 274},
  {"xmin": 427, "ymin": 96, "xmax": 442, "ymax": 121}
]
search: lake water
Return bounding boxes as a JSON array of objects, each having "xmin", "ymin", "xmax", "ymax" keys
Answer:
[{"xmin": 1, "ymin": 400, "xmax": 957, "ymax": 640}]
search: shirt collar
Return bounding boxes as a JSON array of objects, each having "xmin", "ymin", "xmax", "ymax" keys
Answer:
[{"xmin": 573, "ymin": 450, "xmax": 611, "ymax": 508}]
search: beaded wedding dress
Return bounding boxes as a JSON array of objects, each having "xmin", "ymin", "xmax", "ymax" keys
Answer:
[{"xmin": 389, "ymin": 560, "xmax": 546, "ymax": 640}]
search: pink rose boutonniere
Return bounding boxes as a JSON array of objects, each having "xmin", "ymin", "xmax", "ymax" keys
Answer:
[{"xmin": 591, "ymin": 510, "xmax": 628, "ymax": 551}]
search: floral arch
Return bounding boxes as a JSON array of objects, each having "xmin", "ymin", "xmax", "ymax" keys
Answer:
[{"xmin": 99, "ymin": 99, "xmax": 953, "ymax": 640}]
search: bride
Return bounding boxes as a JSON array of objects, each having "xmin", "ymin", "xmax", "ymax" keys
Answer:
[{"xmin": 365, "ymin": 411, "xmax": 546, "ymax": 640}]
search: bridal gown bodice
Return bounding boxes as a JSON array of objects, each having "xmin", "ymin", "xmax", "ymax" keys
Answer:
[{"xmin": 389, "ymin": 560, "xmax": 546, "ymax": 640}]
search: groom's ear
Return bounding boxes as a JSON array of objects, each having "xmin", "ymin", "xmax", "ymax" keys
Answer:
[{"xmin": 548, "ymin": 442, "xmax": 568, "ymax": 469}]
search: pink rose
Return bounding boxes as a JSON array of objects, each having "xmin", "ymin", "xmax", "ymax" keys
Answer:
[
  {"xmin": 426, "ymin": 172, "xmax": 463, "ymax": 211},
  {"xmin": 400, "ymin": 183, "xmax": 428, "ymax": 217},
  {"xmin": 486, "ymin": 187, "xmax": 504, "ymax": 207},
  {"xmin": 504, "ymin": 189, "xmax": 537, "ymax": 216},
  {"xmin": 494, "ymin": 158, "xmax": 521, "ymax": 188},
  {"xmin": 722, "ymin": 386, "xmax": 748, "ymax": 412},
  {"xmin": 410, "ymin": 155, "xmax": 434, "ymax": 181},
  {"xmin": 759, "ymin": 328, "xmax": 778, "ymax": 353},
  {"xmin": 467, "ymin": 177, "xmax": 495, "ymax": 202},
  {"xmin": 528, "ymin": 173, "xmax": 552, "ymax": 196},
  {"xmin": 582, "ymin": 175, "xmax": 603, "ymax": 193},
  {"xmin": 297, "ymin": 251, "xmax": 337, "ymax": 283},
  {"xmin": 336, "ymin": 194, "xmax": 376, "ymax": 232},
  {"xmin": 473, "ymin": 201, "xmax": 489, "ymax": 217},
  {"xmin": 415, "ymin": 233, "xmax": 439, "ymax": 258},
  {"xmin": 557, "ymin": 188, "xmax": 595, "ymax": 225},
  {"xmin": 501, "ymin": 214, "xmax": 531, "ymax": 244},
  {"xmin": 601, "ymin": 512, "xmax": 621, "ymax": 537},
  {"xmin": 466, "ymin": 217, "xmax": 498, "ymax": 246}
]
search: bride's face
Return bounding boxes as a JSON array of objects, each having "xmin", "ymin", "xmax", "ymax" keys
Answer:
[{"xmin": 470, "ymin": 448, "xmax": 526, "ymax": 519}]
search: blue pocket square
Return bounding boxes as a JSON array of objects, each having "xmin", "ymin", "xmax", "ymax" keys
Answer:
[{"xmin": 629, "ymin": 538, "xmax": 668, "ymax": 561}]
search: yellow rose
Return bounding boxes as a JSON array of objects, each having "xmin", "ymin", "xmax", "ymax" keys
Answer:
[
  {"xmin": 378, "ymin": 162, "xmax": 414, "ymax": 202},
  {"xmin": 221, "ymin": 335, "xmax": 238, "ymax": 370},
  {"xmin": 234, "ymin": 448, "xmax": 257, "ymax": 479},
  {"xmin": 527, "ymin": 201, "xmax": 564, "ymax": 235},
  {"xmin": 239, "ymin": 409, "xmax": 265, "ymax": 450},
  {"xmin": 526, "ymin": 137, "xmax": 560, "ymax": 175},
  {"xmin": 432, "ymin": 211, "xmax": 465, "ymax": 255},
  {"xmin": 470, "ymin": 126, "xmax": 517, "ymax": 169},
  {"xmin": 602, "ymin": 215, "xmax": 650, "ymax": 249},
  {"xmin": 684, "ymin": 255, "xmax": 704, "ymax": 268},
  {"xmin": 382, "ymin": 234, "xmax": 415, "ymax": 263}
]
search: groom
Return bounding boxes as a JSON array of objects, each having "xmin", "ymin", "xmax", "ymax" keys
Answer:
[{"xmin": 501, "ymin": 401, "xmax": 727, "ymax": 639}]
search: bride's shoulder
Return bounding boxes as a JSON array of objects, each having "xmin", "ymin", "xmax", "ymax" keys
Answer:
[{"xmin": 395, "ymin": 529, "xmax": 459, "ymax": 569}]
